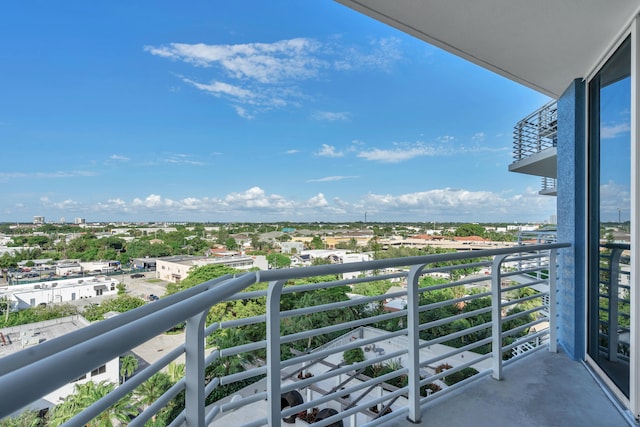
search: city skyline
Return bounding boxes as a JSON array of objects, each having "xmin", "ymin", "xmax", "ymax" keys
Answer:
[{"xmin": 0, "ymin": 1, "xmax": 555, "ymax": 223}]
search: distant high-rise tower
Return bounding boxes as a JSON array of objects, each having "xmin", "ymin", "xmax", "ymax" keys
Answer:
[
  {"xmin": 74, "ymin": 217, "xmax": 86, "ymax": 225},
  {"xmin": 33, "ymin": 216, "xmax": 45, "ymax": 225}
]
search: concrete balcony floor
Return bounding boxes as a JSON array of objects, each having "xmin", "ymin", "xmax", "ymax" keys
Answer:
[{"xmin": 394, "ymin": 350, "xmax": 632, "ymax": 427}]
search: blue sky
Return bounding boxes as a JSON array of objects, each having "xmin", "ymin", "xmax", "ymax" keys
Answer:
[{"xmin": 0, "ymin": 1, "xmax": 556, "ymax": 223}]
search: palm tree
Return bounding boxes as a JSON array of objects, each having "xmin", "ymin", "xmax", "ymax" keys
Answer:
[
  {"xmin": 49, "ymin": 381, "xmax": 135, "ymax": 427},
  {"xmin": 167, "ymin": 362, "xmax": 185, "ymax": 384},
  {"xmin": 207, "ymin": 328, "xmax": 254, "ymax": 380},
  {"xmin": 119, "ymin": 354, "xmax": 138, "ymax": 384},
  {"xmin": 135, "ymin": 372, "xmax": 172, "ymax": 409},
  {"xmin": 134, "ymin": 372, "xmax": 172, "ymax": 422},
  {"xmin": 0, "ymin": 409, "xmax": 41, "ymax": 427}
]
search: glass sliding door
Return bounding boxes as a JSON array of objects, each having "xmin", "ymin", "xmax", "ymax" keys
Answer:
[{"xmin": 588, "ymin": 36, "xmax": 632, "ymax": 398}]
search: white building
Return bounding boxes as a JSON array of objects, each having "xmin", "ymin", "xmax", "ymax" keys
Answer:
[
  {"xmin": 0, "ymin": 316, "xmax": 119, "ymax": 413},
  {"xmin": 279, "ymin": 241, "xmax": 305, "ymax": 254},
  {"xmin": 342, "ymin": 253, "xmax": 373, "ymax": 280},
  {"xmin": 0, "ymin": 276, "xmax": 119, "ymax": 311},
  {"xmin": 156, "ymin": 255, "xmax": 269, "ymax": 283}
]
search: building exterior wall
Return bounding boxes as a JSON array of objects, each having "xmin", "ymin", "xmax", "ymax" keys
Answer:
[
  {"xmin": 279, "ymin": 241, "xmax": 304, "ymax": 254},
  {"xmin": 557, "ymin": 78, "xmax": 586, "ymax": 360},
  {"xmin": 157, "ymin": 255, "xmax": 269, "ymax": 283},
  {"xmin": 4, "ymin": 277, "xmax": 118, "ymax": 310}
]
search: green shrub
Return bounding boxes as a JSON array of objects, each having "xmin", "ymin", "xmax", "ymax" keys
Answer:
[
  {"xmin": 443, "ymin": 367, "xmax": 478, "ymax": 386},
  {"xmin": 343, "ymin": 347, "xmax": 365, "ymax": 365}
]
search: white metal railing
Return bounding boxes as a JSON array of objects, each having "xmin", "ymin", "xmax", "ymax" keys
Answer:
[
  {"xmin": 0, "ymin": 243, "xmax": 569, "ymax": 426},
  {"xmin": 598, "ymin": 243, "xmax": 631, "ymax": 362},
  {"xmin": 541, "ymin": 177, "xmax": 557, "ymax": 192},
  {"xmin": 512, "ymin": 100, "xmax": 558, "ymax": 161}
]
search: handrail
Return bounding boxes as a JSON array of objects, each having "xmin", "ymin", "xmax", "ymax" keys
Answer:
[{"xmin": 0, "ymin": 242, "xmax": 569, "ymax": 425}]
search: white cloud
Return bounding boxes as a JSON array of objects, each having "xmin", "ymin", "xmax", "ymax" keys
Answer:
[
  {"xmin": 307, "ymin": 193, "xmax": 329, "ymax": 208},
  {"xmin": 333, "ymin": 37, "xmax": 402, "ymax": 71},
  {"xmin": 438, "ymin": 135, "xmax": 455, "ymax": 143},
  {"xmin": 600, "ymin": 180, "xmax": 631, "ymax": 221},
  {"xmin": 225, "ymin": 186, "xmax": 294, "ymax": 210},
  {"xmin": 357, "ymin": 143, "xmax": 443, "ymax": 163},
  {"xmin": 316, "ymin": 144, "xmax": 344, "ymax": 158},
  {"xmin": 601, "ymin": 122, "xmax": 630, "ymax": 139},
  {"xmin": 306, "ymin": 175, "xmax": 358, "ymax": 183},
  {"xmin": 33, "ymin": 184, "xmax": 554, "ymax": 222},
  {"xmin": 40, "ymin": 196, "xmax": 81, "ymax": 210},
  {"xmin": 163, "ymin": 153, "xmax": 206, "ymax": 166},
  {"xmin": 132, "ymin": 194, "xmax": 176, "ymax": 209},
  {"xmin": 109, "ymin": 154, "xmax": 130, "ymax": 161},
  {"xmin": 358, "ymin": 187, "xmax": 555, "ymax": 221},
  {"xmin": 472, "ymin": 132, "xmax": 486, "ymax": 143},
  {"xmin": 233, "ymin": 106, "xmax": 254, "ymax": 119},
  {"xmin": 0, "ymin": 170, "xmax": 97, "ymax": 183},
  {"xmin": 182, "ymin": 78, "xmax": 256, "ymax": 100},
  {"xmin": 145, "ymin": 37, "xmax": 402, "ymax": 118},
  {"xmin": 145, "ymin": 39, "xmax": 324, "ymax": 83},
  {"xmin": 286, "ymin": 149, "xmax": 300, "ymax": 154},
  {"xmin": 311, "ymin": 111, "xmax": 351, "ymax": 121}
]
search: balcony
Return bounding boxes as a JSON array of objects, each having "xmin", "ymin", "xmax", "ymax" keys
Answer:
[
  {"xmin": 0, "ymin": 242, "xmax": 630, "ymax": 426},
  {"xmin": 509, "ymin": 100, "xmax": 558, "ymax": 195}
]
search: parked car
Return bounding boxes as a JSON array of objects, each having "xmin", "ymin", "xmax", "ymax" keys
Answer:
[{"xmin": 130, "ymin": 273, "xmax": 145, "ymax": 279}]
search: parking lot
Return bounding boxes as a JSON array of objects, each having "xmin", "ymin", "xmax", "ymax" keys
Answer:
[{"xmin": 122, "ymin": 272, "xmax": 168, "ymax": 301}]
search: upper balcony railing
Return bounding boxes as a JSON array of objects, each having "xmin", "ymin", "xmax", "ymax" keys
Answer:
[
  {"xmin": 0, "ymin": 242, "xmax": 569, "ymax": 427},
  {"xmin": 512, "ymin": 100, "xmax": 558, "ymax": 162}
]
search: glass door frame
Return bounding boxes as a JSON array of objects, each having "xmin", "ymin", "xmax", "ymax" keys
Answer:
[{"xmin": 584, "ymin": 16, "xmax": 640, "ymax": 419}]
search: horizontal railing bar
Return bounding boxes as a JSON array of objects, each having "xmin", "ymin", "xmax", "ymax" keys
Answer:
[
  {"xmin": 279, "ymin": 310, "xmax": 404, "ymax": 345},
  {"xmin": 502, "ymin": 318, "xmax": 548, "ymax": 339},
  {"xmin": 204, "ymin": 377, "xmax": 220, "ymax": 399},
  {"xmin": 417, "ymin": 291, "xmax": 492, "ymax": 316},
  {"xmin": 419, "ymin": 353, "xmax": 492, "ymax": 386},
  {"xmin": 419, "ymin": 306, "xmax": 492, "ymax": 332},
  {"xmin": 500, "ymin": 292, "xmax": 547, "ymax": 309},
  {"xmin": 0, "ymin": 272, "xmax": 258, "ymax": 417},
  {"xmin": 281, "ymin": 349, "xmax": 407, "ymax": 395},
  {"xmin": 0, "ymin": 273, "xmax": 236, "ymax": 377},
  {"xmin": 127, "ymin": 380, "xmax": 186, "ymax": 427},
  {"xmin": 502, "ymin": 329, "xmax": 549, "ymax": 353},
  {"xmin": 220, "ymin": 390, "xmax": 267, "ymax": 413},
  {"xmin": 220, "ymin": 366, "xmax": 267, "ymax": 386},
  {"xmin": 419, "ymin": 321, "xmax": 492, "ymax": 349},
  {"xmin": 419, "ymin": 337, "xmax": 493, "ymax": 369},
  {"xmin": 254, "ymin": 243, "xmax": 570, "ymax": 284},
  {"xmin": 282, "ymin": 369, "xmax": 409, "ymax": 421},
  {"xmin": 281, "ymin": 328, "xmax": 408, "ymax": 369}
]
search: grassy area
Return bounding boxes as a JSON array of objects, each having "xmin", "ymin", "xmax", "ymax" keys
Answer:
[{"xmin": 146, "ymin": 278, "xmax": 163, "ymax": 283}]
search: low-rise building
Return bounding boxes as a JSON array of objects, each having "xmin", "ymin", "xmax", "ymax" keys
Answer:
[
  {"xmin": 0, "ymin": 276, "xmax": 119, "ymax": 311},
  {"xmin": 0, "ymin": 316, "xmax": 119, "ymax": 414},
  {"xmin": 156, "ymin": 255, "xmax": 268, "ymax": 283}
]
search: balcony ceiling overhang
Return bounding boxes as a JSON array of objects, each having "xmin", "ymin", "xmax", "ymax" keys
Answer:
[
  {"xmin": 508, "ymin": 147, "xmax": 557, "ymax": 178},
  {"xmin": 336, "ymin": 0, "xmax": 640, "ymax": 98}
]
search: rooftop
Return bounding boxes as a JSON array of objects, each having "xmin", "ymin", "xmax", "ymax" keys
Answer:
[{"xmin": 0, "ymin": 316, "xmax": 89, "ymax": 359}]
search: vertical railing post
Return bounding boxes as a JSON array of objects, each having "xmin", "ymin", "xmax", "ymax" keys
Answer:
[
  {"xmin": 491, "ymin": 254, "xmax": 508, "ymax": 380},
  {"xmin": 185, "ymin": 311, "xmax": 207, "ymax": 427},
  {"xmin": 548, "ymin": 249, "xmax": 558, "ymax": 353},
  {"xmin": 608, "ymin": 249, "xmax": 622, "ymax": 361},
  {"xmin": 266, "ymin": 280, "xmax": 285, "ymax": 427},
  {"xmin": 406, "ymin": 265, "xmax": 424, "ymax": 424}
]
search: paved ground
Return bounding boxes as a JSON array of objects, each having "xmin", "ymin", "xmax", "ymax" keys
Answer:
[
  {"xmin": 392, "ymin": 349, "xmax": 634, "ymax": 427},
  {"xmin": 121, "ymin": 272, "xmax": 168, "ymax": 301}
]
